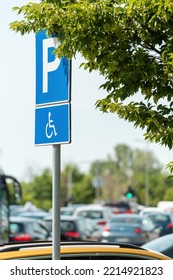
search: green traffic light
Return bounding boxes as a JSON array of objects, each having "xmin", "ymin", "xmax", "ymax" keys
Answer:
[{"xmin": 126, "ymin": 192, "xmax": 133, "ymax": 199}]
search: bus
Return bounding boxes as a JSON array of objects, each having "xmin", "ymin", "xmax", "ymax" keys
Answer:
[{"xmin": 0, "ymin": 168, "xmax": 22, "ymax": 244}]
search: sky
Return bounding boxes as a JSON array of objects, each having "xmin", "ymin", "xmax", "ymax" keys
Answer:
[{"xmin": 0, "ymin": 1, "xmax": 173, "ymax": 182}]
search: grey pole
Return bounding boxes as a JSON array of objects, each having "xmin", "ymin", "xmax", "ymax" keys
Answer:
[
  {"xmin": 52, "ymin": 144, "xmax": 61, "ymax": 260},
  {"xmin": 145, "ymin": 146, "xmax": 150, "ymax": 207}
]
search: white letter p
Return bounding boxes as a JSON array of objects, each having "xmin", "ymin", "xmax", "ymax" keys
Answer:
[{"xmin": 42, "ymin": 37, "xmax": 60, "ymax": 93}]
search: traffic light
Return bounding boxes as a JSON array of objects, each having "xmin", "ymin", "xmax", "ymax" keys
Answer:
[
  {"xmin": 126, "ymin": 191, "xmax": 133, "ymax": 199},
  {"xmin": 125, "ymin": 186, "xmax": 135, "ymax": 199}
]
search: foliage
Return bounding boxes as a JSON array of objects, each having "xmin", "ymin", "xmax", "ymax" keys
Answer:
[
  {"xmin": 166, "ymin": 161, "xmax": 173, "ymax": 173},
  {"xmin": 10, "ymin": 0, "xmax": 173, "ymax": 154},
  {"xmin": 90, "ymin": 144, "xmax": 170, "ymax": 205},
  {"xmin": 21, "ymin": 168, "xmax": 52, "ymax": 210},
  {"xmin": 163, "ymin": 186, "xmax": 173, "ymax": 201},
  {"xmin": 21, "ymin": 164, "xmax": 95, "ymax": 209},
  {"xmin": 72, "ymin": 175, "xmax": 95, "ymax": 204},
  {"xmin": 60, "ymin": 164, "xmax": 94, "ymax": 205},
  {"xmin": 18, "ymin": 144, "xmax": 172, "ymax": 208}
]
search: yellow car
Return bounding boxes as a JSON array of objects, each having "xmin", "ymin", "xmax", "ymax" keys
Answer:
[{"xmin": 0, "ymin": 242, "xmax": 171, "ymax": 260}]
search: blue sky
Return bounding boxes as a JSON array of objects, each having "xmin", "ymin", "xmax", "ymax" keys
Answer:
[{"xmin": 0, "ymin": 1, "xmax": 173, "ymax": 181}]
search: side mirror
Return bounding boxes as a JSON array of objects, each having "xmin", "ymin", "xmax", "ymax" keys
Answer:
[{"xmin": 4, "ymin": 175, "xmax": 22, "ymax": 202}]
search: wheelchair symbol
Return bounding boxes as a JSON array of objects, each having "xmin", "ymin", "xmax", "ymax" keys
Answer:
[{"xmin": 45, "ymin": 112, "xmax": 58, "ymax": 139}]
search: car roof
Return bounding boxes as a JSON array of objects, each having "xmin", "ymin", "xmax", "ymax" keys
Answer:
[
  {"xmin": 43, "ymin": 215, "xmax": 86, "ymax": 221},
  {"xmin": 60, "ymin": 215, "xmax": 85, "ymax": 221},
  {"xmin": 61, "ymin": 204, "xmax": 86, "ymax": 209},
  {"xmin": 19, "ymin": 211, "xmax": 48, "ymax": 216},
  {"xmin": 0, "ymin": 242, "xmax": 171, "ymax": 260},
  {"xmin": 9, "ymin": 216, "xmax": 44, "ymax": 223},
  {"xmin": 74, "ymin": 204, "xmax": 110, "ymax": 212},
  {"xmin": 147, "ymin": 211, "xmax": 170, "ymax": 216}
]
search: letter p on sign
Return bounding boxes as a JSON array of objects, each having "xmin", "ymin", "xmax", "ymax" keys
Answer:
[{"xmin": 43, "ymin": 37, "xmax": 60, "ymax": 93}]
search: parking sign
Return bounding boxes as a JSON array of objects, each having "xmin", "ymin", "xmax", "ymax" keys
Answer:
[
  {"xmin": 35, "ymin": 103, "xmax": 71, "ymax": 145},
  {"xmin": 36, "ymin": 30, "xmax": 71, "ymax": 106}
]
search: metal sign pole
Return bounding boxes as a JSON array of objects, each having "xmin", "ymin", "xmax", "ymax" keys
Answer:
[{"xmin": 52, "ymin": 144, "xmax": 61, "ymax": 260}]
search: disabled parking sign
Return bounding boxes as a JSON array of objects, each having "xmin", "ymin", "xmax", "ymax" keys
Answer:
[
  {"xmin": 35, "ymin": 104, "xmax": 71, "ymax": 145},
  {"xmin": 35, "ymin": 30, "xmax": 71, "ymax": 145}
]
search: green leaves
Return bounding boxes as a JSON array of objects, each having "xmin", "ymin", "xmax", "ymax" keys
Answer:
[{"xmin": 166, "ymin": 161, "xmax": 173, "ymax": 173}]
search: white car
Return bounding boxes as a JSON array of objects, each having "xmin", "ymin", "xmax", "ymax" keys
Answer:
[{"xmin": 73, "ymin": 204, "xmax": 112, "ymax": 230}]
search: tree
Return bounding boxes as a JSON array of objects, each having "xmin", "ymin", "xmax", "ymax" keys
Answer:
[
  {"xmin": 163, "ymin": 186, "xmax": 173, "ymax": 201},
  {"xmin": 20, "ymin": 145, "xmax": 170, "ymax": 206},
  {"xmin": 10, "ymin": 0, "xmax": 173, "ymax": 163},
  {"xmin": 60, "ymin": 163, "xmax": 94, "ymax": 205},
  {"xmin": 89, "ymin": 144, "xmax": 170, "ymax": 205},
  {"xmin": 72, "ymin": 175, "xmax": 95, "ymax": 204},
  {"xmin": 22, "ymin": 168, "xmax": 52, "ymax": 210}
]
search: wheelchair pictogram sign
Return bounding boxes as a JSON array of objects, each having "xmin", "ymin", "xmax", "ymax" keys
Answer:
[
  {"xmin": 35, "ymin": 103, "xmax": 70, "ymax": 145},
  {"xmin": 45, "ymin": 112, "xmax": 58, "ymax": 139}
]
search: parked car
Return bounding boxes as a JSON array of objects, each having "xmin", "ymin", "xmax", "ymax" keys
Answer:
[
  {"xmin": 60, "ymin": 216, "xmax": 95, "ymax": 241},
  {"xmin": 43, "ymin": 215, "xmax": 99, "ymax": 241},
  {"xmin": 0, "ymin": 241, "xmax": 171, "ymax": 260},
  {"xmin": 145, "ymin": 212, "xmax": 173, "ymax": 236},
  {"xmin": 142, "ymin": 233, "xmax": 173, "ymax": 258},
  {"xmin": 102, "ymin": 201, "xmax": 132, "ymax": 214},
  {"xmin": 73, "ymin": 204, "xmax": 112, "ymax": 229},
  {"xmin": 101, "ymin": 214, "xmax": 160, "ymax": 245},
  {"xmin": 9, "ymin": 216, "xmax": 50, "ymax": 242}
]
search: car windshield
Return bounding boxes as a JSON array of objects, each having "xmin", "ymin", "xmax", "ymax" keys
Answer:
[
  {"xmin": 110, "ymin": 217, "xmax": 141, "ymax": 224},
  {"xmin": 104, "ymin": 202, "xmax": 130, "ymax": 210},
  {"xmin": 78, "ymin": 211, "xmax": 103, "ymax": 219},
  {"xmin": 60, "ymin": 209, "xmax": 74, "ymax": 216},
  {"xmin": 61, "ymin": 221, "xmax": 76, "ymax": 232},
  {"xmin": 142, "ymin": 234, "xmax": 173, "ymax": 252},
  {"xmin": 148, "ymin": 214, "xmax": 170, "ymax": 224}
]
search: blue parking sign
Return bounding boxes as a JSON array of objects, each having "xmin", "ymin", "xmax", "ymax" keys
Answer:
[
  {"xmin": 35, "ymin": 103, "xmax": 71, "ymax": 145},
  {"xmin": 36, "ymin": 30, "xmax": 71, "ymax": 106}
]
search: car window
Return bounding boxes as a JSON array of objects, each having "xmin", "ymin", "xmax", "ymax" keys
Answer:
[
  {"xmin": 32, "ymin": 222, "xmax": 48, "ymax": 234},
  {"xmin": 77, "ymin": 210, "xmax": 103, "ymax": 219},
  {"xmin": 60, "ymin": 208, "xmax": 75, "ymax": 216},
  {"xmin": 61, "ymin": 221, "xmax": 75, "ymax": 231},
  {"xmin": 10, "ymin": 223, "xmax": 23, "ymax": 234},
  {"xmin": 110, "ymin": 217, "xmax": 141, "ymax": 224},
  {"xmin": 149, "ymin": 214, "xmax": 170, "ymax": 223},
  {"xmin": 143, "ymin": 234, "xmax": 173, "ymax": 252},
  {"xmin": 104, "ymin": 202, "xmax": 130, "ymax": 210}
]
